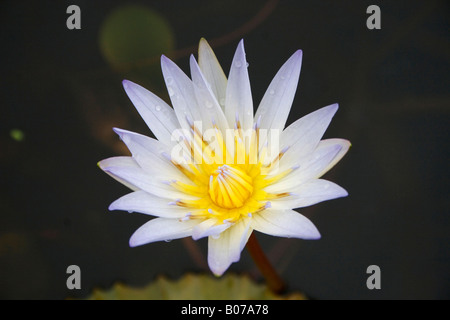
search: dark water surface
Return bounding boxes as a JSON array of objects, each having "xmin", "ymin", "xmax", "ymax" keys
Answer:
[{"xmin": 1, "ymin": 0, "xmax": 449, "ymax": 299}]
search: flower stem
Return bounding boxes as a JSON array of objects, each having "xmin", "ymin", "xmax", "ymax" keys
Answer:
[{"xmin": 246, "ymin": 233, "xmax": 286, "ymax": 294}]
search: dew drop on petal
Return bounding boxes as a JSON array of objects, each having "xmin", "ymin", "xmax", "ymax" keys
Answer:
[
  {"xmin": 246, "ymin": 62, "xmax": 249, "ymax": 67},
  {"xmin": 235, "ymin": 61, "xmax": 242, "ymax": 68},
  {"xmin": 219, "ymin": 98, "xmax": 226, "ymax": 107},
  {"xmin": 155, "ymin": 105, "xmax": 161, "ymax": 111},
  {"xmin": 269, "ymin": 89, "xmax": 275, "ymax": 95},
  {"xmin": 167, "ymin": 87, "xmax": 175, "ymax": 97},
  {"xmin": 165, "ymin": 239, "xmax": 172, "ymax": 243},
  {"xmin": 165, "ymin": 77, "xmax": 173, "ymax": 85},
  {"xmin": 205, "ymin": 100, "xmax": 213, "ymax": 109},
  {"xmin": 212, "ymin": 234, "xmax": 220, "ymax": 240}
]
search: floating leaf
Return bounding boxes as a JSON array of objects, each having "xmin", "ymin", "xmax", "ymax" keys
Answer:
[
  {"xmin": 81, "ymin": 273, "xmax": 307, "ymax": 300},
  {"xmin": 99, "ymin": 4, "xmax": 175, "ymax": 88},
  {"xmin": 10, "ymin": 129, "xmax": 25, "ymax": 142}
]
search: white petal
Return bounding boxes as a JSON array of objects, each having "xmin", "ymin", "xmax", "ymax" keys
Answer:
[
  {"xmin": 113, "ymin": 128, "xmax": 191, "ymax": 184},
  {"xmin": 270, "ymin": 179, "xmax": 348, "ymax": 210},
  {"xmin": 251, "ymin": 209, "xmax": 320, "ymax": 240},
  {"xmin": 122, "ymin": 80, "xmax": 179, "ymax": 146},
  {"xmin": 265, "ymin": 143, "xmax": 343, "ymax": 193},
  {"xmin": 198, "ymin": 38, "xmax": 228, "ymax": 109},
  {"xmin": 225, "ymin": 39, "xmax": 253, "ymax": 132},
  {"xmin": 189, "ymin": 55, "xmax": 230, "ymax": 132},
  {"xmin": 192, "ymin": 218, "xmax": 231, "ymax": 241},
  {"xmin": 109, "ymin": 190, "xmax": 192, "ymax": 218},
  {"xmin": 254, "ymin": 50, "xmax": 302, "ymax": 132},
  {"xmin": 207, "ymin": 217, "xmax": 251, "ymax": 276},
  {"xmin": 129, "ymin": 218, "xmax": 199, "ymax": 247},
  {"xmin": 98, "ymin": 156, "xmax": 140, "ymax": 191},
  {"xmin": 279, "ymin": 104, "xmax": 339, "ymax": 168},
  {"xmin": 98, "ymin": 156, "xmax": 137, "ymax": 169},
  {"xmin": 100, "ymin": 162, "xmax": 198, "ymax": 200},
  {"xmin": 161, "ymin": 55, "xmax": 200, "ymax": 131},
  {"xmin": 314, "ymin": 138, "xmax": 351, "ymax": 177}
]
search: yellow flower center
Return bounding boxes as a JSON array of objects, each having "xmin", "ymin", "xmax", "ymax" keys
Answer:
[
  {"xmin": 209, "ymin": 165, "xmax": 253, "ymax": 209},
  {"xmin": 169, "ymin": 122, "xmax": 294, "ymax": 224}
]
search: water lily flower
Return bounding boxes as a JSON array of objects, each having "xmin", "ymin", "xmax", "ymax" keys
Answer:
[{"xmin": 98, "ymin": 38, "xmax": 350, "ymax": 276}]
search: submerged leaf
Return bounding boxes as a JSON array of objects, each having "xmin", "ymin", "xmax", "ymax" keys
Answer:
[
  {"xmin": 99, "ymin": 4, "xmax": 175, "ymax": 87},
  {"xmin": 81, "ymin": 273, "xmax": 307, "ymax": 300}
]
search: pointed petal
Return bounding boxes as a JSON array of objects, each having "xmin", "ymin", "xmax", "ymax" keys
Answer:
[
  {"xmin": 192, "ymin": 219, "xmax": 231, "ymax": 241},
  {"xmin": 314, "ymin": 138, "xmax": 351, "ymax": 177},
  {"xmin": 198, "ymin": 38, "xmax": 228, "ymax": 109},
  {"xmin": 129, "ymin": 218, "xmax": 199, "ymax": 247},
  {"xmin": 225, "ymin": 39, "xmax": 253, "ymax": 131},
  {"xmin": 122, "ymin": 80, "xmax": 179, "ymax": 146},
  {"xmin": 279, "ymin": 104, "xmax": 339, "ymax": 169},
  {"xmin": 207, "ymin": 217, "xmax": 251, "ymax": 276},
  {"xmin": 113, "ymin": 128, "xmax": 191, "ymax": 184},
  {"xmin": 161, "ymin": 55, "xmax": 200, "ymax": 131},
  {"xmin": 109, "ymin": 190, "xmax": 192, "ymax": 218},
  {"xmin": 98, "ymin": 156, "xmax": 140, "ymax": 191},
  {"xmin": 100, "ymin": 162, "xmax": 198, "ymax": 200},
  {"xmin": 251, "ymin": 209, "xmax": 320, "ymax": 240},
  {"xmin": 265, "ymin": 143, "xmax": 343, "ymax": 193},
  {"xmin": 189, "ymin": 55, "xmax": 230, "ymax": 132},
  {"xmin": 270, "ymin": 179, "xmax": 348, "ymax": 209},
  {"xmin": 275, "ymin": 138, "xmax": 350, "ymax": 177},
  {"xmin": 98, "ymin": 155, "xmax": 137, "ymax": 169},
  {"xmin": 255, "ymin": 50, "xmax": 302, "ymax": 132}
]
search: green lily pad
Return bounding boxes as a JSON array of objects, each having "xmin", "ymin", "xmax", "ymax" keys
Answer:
[
  {"xmin": 99, "ymin": 4, "xmax": 175, "ymax": 88},
  {"xmin": 82, "ymin": 273, "xmax": 307, "ymax": 300}
]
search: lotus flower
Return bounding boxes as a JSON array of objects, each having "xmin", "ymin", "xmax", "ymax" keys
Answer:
[{"xmin": 98, "ymin": 39, "xmax": 350, "ymax": 276}]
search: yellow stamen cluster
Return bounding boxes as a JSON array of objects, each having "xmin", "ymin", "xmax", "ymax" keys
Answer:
[
  {"xmin": 170, "ymin": 120, "xmax": 293, "ymax": 224},
  {"xmin": 209, "ymin": 165, "xmax": 253, "ymax": 209}
]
